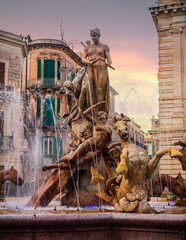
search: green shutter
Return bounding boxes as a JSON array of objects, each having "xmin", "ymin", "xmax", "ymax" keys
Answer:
[
  {"xmin": 57, "ymin": 61, "xmax": 60, "ymax": 80},
  {"xmin": 50, "ymin": 60, "xmax": 55, "ymax": 79},
  {"xmin": 37, "ymin": 59, "xmax": 41, "ymax": 80},
  {"xmin": 43, "ymin": 98, "xmax": 55, "ymax": 126},
  {"xmin": 57, "ymin": 98, "xmax": 60, "ymax": 118},
  {"xmin": 44, "ymin": 59, "xmax": 50, "ymax": 79},
  {"xmin": 44, "ymin": 59, "xmax": 55, "ymax": 86},
  {"xmin": 36, "ymin": 98, "xmax": 41, "ymax": 118},
  {"xmin": 71, "ymin": 72, "xmax": 75, "ymax": 81}
]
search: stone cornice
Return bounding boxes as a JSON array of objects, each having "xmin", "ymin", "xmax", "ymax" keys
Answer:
[
  {"xmin": 27, "ymin": 39, "xmax": 84, "ymax": 66},
  {"xmin": 0, "ymin": 29, "xmax": 27, "ymax": 57},
  {"xmin": 149, "ymin": 2, "xmax": 186, "ymax": 28}
]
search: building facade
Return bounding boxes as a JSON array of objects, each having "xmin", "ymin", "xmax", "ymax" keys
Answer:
[
  {"xmin": 0, "ymin": 30, "xmax": 27, "ymax": 172},
  {"xmin": 24, "ymin": 39, "xmax": 83, "ymax": 168},
  {"xmin": 150, "ymin": 0, "xmax": 186, "ymax": 177}
]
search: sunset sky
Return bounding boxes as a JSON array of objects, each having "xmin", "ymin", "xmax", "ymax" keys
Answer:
[{"xmin": 0, "ymin": 0, "xmax": 159, "ymax": 131}]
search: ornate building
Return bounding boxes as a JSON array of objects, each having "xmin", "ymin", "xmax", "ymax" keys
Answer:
[
  {"xmin": 150, "ymin": 0, "xmax": 186, "ymax": 177},
  {"xmin": 0, "ymin": 30, "xmax": 27, "ymax": 172},
  {"xmin": 24, "ymin": 38, "xmax": 119, "ymax": 168},
  {"xmin": 24, "ymin": 39, "xmax": 83, "ymax": 167}
]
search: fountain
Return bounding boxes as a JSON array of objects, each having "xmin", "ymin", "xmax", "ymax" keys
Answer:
[{"xmin": 0, "ymin": 28, "xmax": 186, "ymax": 239}]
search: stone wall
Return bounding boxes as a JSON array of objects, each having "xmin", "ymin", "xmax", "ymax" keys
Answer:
[
  {"xmin": 0, "ymin": 30, "xmax": 27, "ymax": 173},
  {"xmin": 150, "ymin": 1, "xmax": 186, "ymax": 177}
]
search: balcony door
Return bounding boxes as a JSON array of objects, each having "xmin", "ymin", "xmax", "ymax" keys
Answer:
[{"xmin": 44, "ymin": 59, "xmax": 55, "ymax": 87}]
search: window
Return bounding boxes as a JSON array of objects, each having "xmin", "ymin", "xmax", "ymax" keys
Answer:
[
  {"xmin": 43, "ymin": 98, "xmax": 55, "ymax": 126},
  {"xmin": 36, "ymin": 98, "xmax": 41, "ymax": 118},
  {"xmin": 43, "ymin": 136, "xmax": 62, "ymax": 157},
  {"xmin": 43, "ymin": 137, "xmax": 53, "ymax": 155},
  {"xmin": 57, "ymin": 60, "xmax": 61, "ymax": 80},
  {"xmin": 71, "ymin": 71, "xmax": 75, "ymax": 81},
  {"xmin": 0, "ymin": 62, "xmax": 5, "ymax": 85},
  {"xmin": 44, "ymin": 59, "xmax": 55, "ymax": 86},
  {"xmin": 37, "ymin": 59, "xmax": 41, "ymax": 80}
]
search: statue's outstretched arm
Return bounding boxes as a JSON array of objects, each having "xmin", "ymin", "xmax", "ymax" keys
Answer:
[
  {"xmin": 147, "ymin": 147, "xmax": 183, "ymax": 178},
  {"xmin": 83, "ymin": 101, "xmax": 106, "ymax": 124}
]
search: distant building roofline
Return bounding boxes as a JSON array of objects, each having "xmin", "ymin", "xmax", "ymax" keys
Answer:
[
  {"xmin": 27, "ymin": 38, "xmax": 84, "ymax": 66},
  {"xmin": 0, "ymin": 29, "xmax": 27, "ymax": 57}
]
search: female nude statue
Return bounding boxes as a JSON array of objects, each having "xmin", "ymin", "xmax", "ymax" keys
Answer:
[{"xmin": 81, "ymin": 28, "xmax": 112, "ymax": 114}]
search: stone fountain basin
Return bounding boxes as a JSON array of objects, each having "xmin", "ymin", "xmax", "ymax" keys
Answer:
[{"xmin": 0, "ymin": 198, "xmax": 186, "ymax": 240}]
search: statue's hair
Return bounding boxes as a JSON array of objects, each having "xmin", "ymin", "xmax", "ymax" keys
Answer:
[{"xmin": 90, "ymin": 28, "xmax": 101, "ymax": 37}]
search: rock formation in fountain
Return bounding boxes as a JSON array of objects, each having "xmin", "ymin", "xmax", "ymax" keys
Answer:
[
  {"xmin": 106, "ymin": 113, "xmax": 183, "ymax": 213},
  {"xmin": 0, "ymin": 166, "xmax": 24, "ymax": 201}
]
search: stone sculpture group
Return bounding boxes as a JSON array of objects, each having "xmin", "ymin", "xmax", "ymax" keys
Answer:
[{"xmin": 1, "ymin": 28, "xmax": 185, "ymax": 212}]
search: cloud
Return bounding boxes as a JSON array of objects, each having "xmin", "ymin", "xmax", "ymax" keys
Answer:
[{"xmin": 109, "ymin": 49, "xmax": 159, "ymax": 131}]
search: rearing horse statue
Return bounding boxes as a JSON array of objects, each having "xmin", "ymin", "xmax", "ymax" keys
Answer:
[{"xmin": 106, "ymin": 113, "xmax": 183, "ymax": 213}]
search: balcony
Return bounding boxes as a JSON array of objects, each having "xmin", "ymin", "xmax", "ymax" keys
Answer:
[
  {"xmin": 27, "ymin": 78, "xmax": 65, "ymax": 92},
  {"xmin": 0, "ymin": 136, "xmax": 13, "ymax": 150}
]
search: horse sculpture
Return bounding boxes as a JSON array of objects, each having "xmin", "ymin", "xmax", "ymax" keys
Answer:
[
  {"xmin": 0, "ymin": 166, "xmax": 24, "ymax": 199},
  {"xmin": 106, "ymin": 113, "xmax": 183, "ymax": 213}
]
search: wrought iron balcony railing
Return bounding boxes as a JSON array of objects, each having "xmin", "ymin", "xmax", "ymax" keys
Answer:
[{"xmin": 27, "ymin": 79, "xmax": 64, "ymax": 89}]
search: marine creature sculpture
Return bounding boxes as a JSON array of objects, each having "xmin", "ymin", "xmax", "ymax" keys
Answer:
[
  {"xmin": 147, "ymin": 173, "xmax": 186, "ymax": 199},
  {"xmin": 0, "ymin": 166, "xmax": 24, "ymax": 199},
  {"xmin": 106, "ymin": 113, "xmax": 183, "ymax": 213}
]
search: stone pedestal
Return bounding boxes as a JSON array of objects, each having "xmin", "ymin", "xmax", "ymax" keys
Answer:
[{"xmin": 0, "ymin": 213, "xmax": 185, "ymax": 240}]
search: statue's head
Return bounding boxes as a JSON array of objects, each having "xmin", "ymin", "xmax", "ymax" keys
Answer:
[
  {"xmin": 113, "ymin": 113, "xmax": 130, "ymax": 141},
  {"xmin": 90, "ymin": 28, "xmax": 101, "ymax": 43},
  {"xmin": 97, "ymin": 111, "xmax": 108, "ymax": 125}
]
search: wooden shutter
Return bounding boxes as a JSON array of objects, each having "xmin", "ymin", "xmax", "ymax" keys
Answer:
[
  {"xmin": 71, "ymin": 72, "xmax": 75, "ymax": 81},
  {"xmin": 57, "ymin": 61, "xmax": 60, "ymax": 80},
  {"xmin": 37, "ymin": 59, "xmax": 41, "ymax": 80},
  {"xmin": 50, "ymin": 60, "xmax": 55, "ymax": 80},
  {"xmin": 0, "ymin": 62, "xmax": 5, "ymax": 85},
  {"xmin": 36, "ymin": 98, "xmax": 41, "ymax": 118},
  {"xmin": 44, "ymin": 59, "xmax": 55, "ymax": 86},
  {"xmin": 44, "ymin": 59, "xmax": 50, "ymax": 79}
]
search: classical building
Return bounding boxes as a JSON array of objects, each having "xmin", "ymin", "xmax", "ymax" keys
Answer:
[
  {"xmin": 24, "ymin": 39, "xmax": 83, "ymax": 167},
  {"xmin": 0, "ymin": 30, "xmax": 27, "ymax": 172},
  {"xmin": 129, "ymin": 119, "xmax": 145, "ymax": 149},
  {"xmin": 150, "ymin": 0, "xmax": 186, "ymax": 177},
  {"xmin": 24, "ymin": 38, "xmax": 119, "ymax": 168}
]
